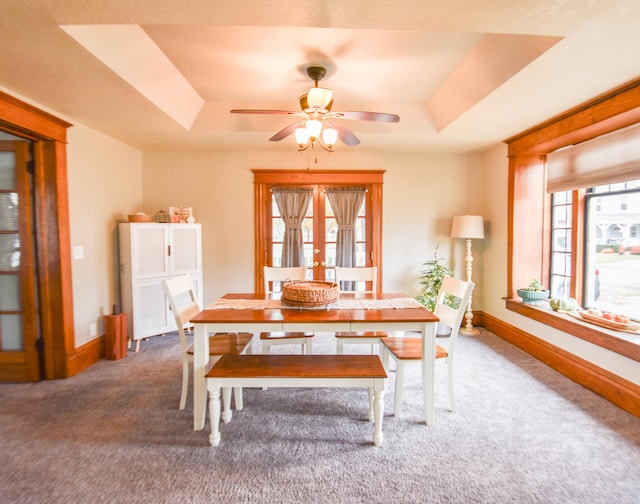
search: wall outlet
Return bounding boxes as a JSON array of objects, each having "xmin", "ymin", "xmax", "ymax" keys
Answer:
[{"xmin": 89, "ymin": 322, "xmax": 97, "ymax": 338}]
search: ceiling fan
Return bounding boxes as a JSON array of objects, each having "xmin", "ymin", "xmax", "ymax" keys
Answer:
[{"xmin": 230, "ymin": 66, "xmax": 400, "ymax": 151}]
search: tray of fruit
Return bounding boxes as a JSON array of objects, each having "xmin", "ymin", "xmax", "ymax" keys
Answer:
[{"xmin": 576, "ymin": 309, "xmax": 640, "ymax": 332}]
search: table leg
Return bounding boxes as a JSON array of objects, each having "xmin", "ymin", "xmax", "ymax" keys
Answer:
[
  {"xmin": 194, "ymin": 324, "xmax": 209, "ymax": 430},
  {"xmin": 373, "ymin": 384, "xmax": 384, "ymax": 447},
  {"xmin": 367, "ymin": 387, "xmax": 374, "ymax": 422},
  {"xmin": 208, "ymin": 385, "xmax": 221, "ymax": 446},
  {"xmin": 421, "ymin": 321, "xmax": 436, "ymax": 426}
]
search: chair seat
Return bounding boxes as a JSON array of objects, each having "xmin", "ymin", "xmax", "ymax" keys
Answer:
[
  {"xmin": 260, "ymin": 331, "xmax": 314, "ymax": 340},
  {"xmin": 187, "ymin": 333, "xmax": 253, "ymax": 355},
  {"xmin": 335, "ymin": 331, "xmax": 388, "ymax": 338},
  {"xmin": 379, "ymin": 337, "xmax": 448, "ymax": 360}
]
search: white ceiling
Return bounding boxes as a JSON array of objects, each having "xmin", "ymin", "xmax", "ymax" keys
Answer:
[{"xmin": 1, "ymin": 0, "xmax": 639, "ymax": 153}]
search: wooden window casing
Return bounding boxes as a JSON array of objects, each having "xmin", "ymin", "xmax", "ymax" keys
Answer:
[{"xmin": 505, "ymin": 77, "xmax": 640, "ymax": 363}]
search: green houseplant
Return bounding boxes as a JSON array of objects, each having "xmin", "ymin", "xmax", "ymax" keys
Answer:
[
  {"xmin": 517, "ymin": 279, "xmax": 550, "ymax": 304},
  {"xmin": 416, "ymin": 245, "xmax": 453, "ymax": 312}
]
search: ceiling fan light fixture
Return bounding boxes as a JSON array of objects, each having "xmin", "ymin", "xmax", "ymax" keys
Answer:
[
  {"xmin": 307, "ymin": 87, "xmax": 333, "ymax": 110},
  {"xmin": 295, "ymin": 126, "xmax": 310, "ymax": 148},
  {"xmin": 322, "ymin": 127, "xmax": 338, "ymax": 149},
  {"xmin": 306, "ymin": 119, "xmax": 322, "ymax": 142}
]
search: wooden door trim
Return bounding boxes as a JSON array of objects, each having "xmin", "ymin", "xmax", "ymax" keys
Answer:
[
  {"xmin": 0, "ymin": 91, "xmax": 74, "ymax": 381},
  {"xmin": 253, "ymin": 169, "xmax": 384, "ymax": 295}
]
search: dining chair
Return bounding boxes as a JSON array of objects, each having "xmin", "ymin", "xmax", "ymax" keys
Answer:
[
  {"xmin": 261, "ymin": 266, "xmax": 314, "ymax": 354},
  {"xmin": 333, "ymin": 266, "xmax": 388, "ymax": 354},
  {"xmin": 379, "ymin": 275, "xmax": 474, "ymax": 416},
  {"xmin": 162, "ymin": 274, "xmax": 253, "ymax": 410}
]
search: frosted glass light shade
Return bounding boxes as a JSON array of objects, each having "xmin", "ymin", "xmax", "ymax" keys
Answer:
[
  {"xmin": 451, "ymin": 215, "xmax": 485, "ymax": 239},
  {"xmin": 295, "ymin": 127, "xmax": 309, "ymax": 147},
  {"xmin": 306, "ymin": 119, "xmax": 322, "ymax": 141},
  {"xmin": 307, "ymin": 87, "xmax": 333, "ymax": 109},
  {"xmin": 322, "ymin": 127, "xmax": 338, "ymax": 148}
]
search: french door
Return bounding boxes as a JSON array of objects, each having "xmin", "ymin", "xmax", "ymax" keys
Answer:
[
  {"xmin": 254, "ymin": 170, "xmax": 384, "ymax": 295},
  {"xmin": 0, "ymin": 140, "xmax": 39, "ymax": 381}
]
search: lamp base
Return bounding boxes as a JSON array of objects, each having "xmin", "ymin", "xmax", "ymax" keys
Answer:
[{"xmin": 459, "ymin": 326, "xmax": 481, "ymax": 336}]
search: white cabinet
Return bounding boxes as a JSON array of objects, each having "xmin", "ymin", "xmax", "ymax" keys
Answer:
[{"xmin": 118, "ymin": 223, "xmax": 202, "ymax": 349}]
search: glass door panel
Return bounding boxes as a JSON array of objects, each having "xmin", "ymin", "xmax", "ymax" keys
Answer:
[
  {"xmin": 269, "ymin": 185, "xmax": 368, "ymax": 282},
  {"xmin": 0, "ymin": 139, "xmax": 39, "ymax": 381}
]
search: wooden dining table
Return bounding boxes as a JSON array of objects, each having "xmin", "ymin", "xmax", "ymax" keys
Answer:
[{"xmin": 189, "ymin": 292, "xmax": 439, "ymax": 431}]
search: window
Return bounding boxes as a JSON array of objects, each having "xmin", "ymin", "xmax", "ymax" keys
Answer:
[
  {"xmin": 584, "ymin": 181, "xmax": 640, "ymax": 318},
  {"xmin": 505, "ymin": 77, "xmax": 640, "ymax": 361},
  {"xmin": 550, "ymin": 191, "xmax": 572, "ymax": 300},
  {"xmin": 550, "ymin": 180, "xmax": 640, "ymax": 319}
]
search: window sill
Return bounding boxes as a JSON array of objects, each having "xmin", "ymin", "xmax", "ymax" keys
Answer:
[{"xmin": 505, "ymin": 298, "xmax": 640, "ymax": 362}]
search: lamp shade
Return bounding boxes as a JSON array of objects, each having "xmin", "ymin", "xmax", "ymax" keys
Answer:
[{"xmin": 451, "ymin": 215, "xmax": 485, "ymax": 239}]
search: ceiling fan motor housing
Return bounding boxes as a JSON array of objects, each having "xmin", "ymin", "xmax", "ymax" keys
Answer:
[{"xmin": 306, "ymin": 66, "xmax": 327, "ymax": 84}]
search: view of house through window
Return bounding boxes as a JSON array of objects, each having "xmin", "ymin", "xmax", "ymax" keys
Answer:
[{"xmin": 550, "ymin": 179, "xmax": 640, "ymax": 319}]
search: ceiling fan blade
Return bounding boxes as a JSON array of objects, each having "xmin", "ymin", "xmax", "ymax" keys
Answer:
[
  {"xmin": 328, "ymin": 121, "xmax": 360, "ymax": 146},
  {"xmin": 231, "ymin": 109, "xmax": 296, "ymax": 115},
  {"xmin": 338, "ymin": 111, "xmax": 400, "ymax": 123},
  {"xmin": 269, "ymin": 121, "xmax": 305, "ymax": 141}
]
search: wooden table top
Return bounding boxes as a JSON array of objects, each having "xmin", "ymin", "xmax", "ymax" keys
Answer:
[
  {"xmin": 191, "ymin": 292, "xmax": 438, "ymax": 324},
  {"xmin": 205, "ymin": 354, "xmax": 387, "ymax": 379}
]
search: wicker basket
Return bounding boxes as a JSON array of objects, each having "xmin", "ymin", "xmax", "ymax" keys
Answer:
[
  {"xmin": 127, "ymin": 213, "xmax": 152, "ymax": 223},
  {"xmin": 281, "ymin": 280, "xmax": 339, "ymax": 306}
]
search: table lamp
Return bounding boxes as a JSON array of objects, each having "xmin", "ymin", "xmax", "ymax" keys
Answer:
[{"xmin": 451, "ymin": 215, "xmax": 485, "ymax": 335}]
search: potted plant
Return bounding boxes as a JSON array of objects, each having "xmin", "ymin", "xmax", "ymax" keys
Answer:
[
  {"xmin": 517, "ymin": 279, "xmax": 550, "ymax": 304},
  {"xmin": 416, "ymin": 245, "xmax": 457, "ymax": 336},
  {"xmin": 416, "ymin": 245, "xmax": 452, "ymax": 311}
]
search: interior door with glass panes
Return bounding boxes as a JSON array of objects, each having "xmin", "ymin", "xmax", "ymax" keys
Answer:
[
  {"xmin": 270, "ymin": 184, "xmax": 369, "ymax": 286},
  {"xmin": 0, "ymin": 140, "xmax": 39, "ymax": 382}
]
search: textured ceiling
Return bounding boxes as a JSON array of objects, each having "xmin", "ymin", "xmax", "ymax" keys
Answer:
[{"xmin": 1, "ymin": 1, "xmax": 639, "ymax": 153}]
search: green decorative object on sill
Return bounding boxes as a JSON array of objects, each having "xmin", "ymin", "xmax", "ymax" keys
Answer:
[{"xmin": 517, "ymin": 278, "xmax": 550, "ymax": 304}]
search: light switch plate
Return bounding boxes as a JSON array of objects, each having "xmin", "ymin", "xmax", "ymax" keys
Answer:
[{"xmin": 73, "ymin": 245, "xmax": 84, "ymax": 260}]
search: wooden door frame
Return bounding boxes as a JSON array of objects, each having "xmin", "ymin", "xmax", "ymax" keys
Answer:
[
  {"xmin": 253, "ymin": 169, "xmax": 384, "ymax": 295},
  {"xmin": 0, "ymin": 91, "xmax": 75, "ymax": 381}
]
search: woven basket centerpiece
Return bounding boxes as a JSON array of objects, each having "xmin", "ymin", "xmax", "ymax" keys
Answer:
[{"xmin": 281, "ymin": 280, "xmax": 339, "ymax": 306}]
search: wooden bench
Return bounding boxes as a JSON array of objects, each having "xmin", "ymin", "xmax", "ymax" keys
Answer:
[{"xmin": 206, "ymin": 354, "xmax": 387, "ymax": 447}]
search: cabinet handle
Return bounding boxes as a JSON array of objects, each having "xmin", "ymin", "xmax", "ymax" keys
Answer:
[{"xmin": 168, "ymin": 245, "xmax": 171, "ymax": 256}]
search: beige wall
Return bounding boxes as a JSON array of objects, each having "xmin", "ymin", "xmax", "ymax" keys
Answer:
[
  {"xmin": 67, "ymin": 124, "xmax": 143, "ymax": 346},
  {"xmin": 141, "ymin": 149, "xmax": 485, "ymax": 304}
]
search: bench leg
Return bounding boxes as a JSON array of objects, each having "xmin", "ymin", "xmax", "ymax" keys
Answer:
[
  {"xmin": 221, "ymin": 386, "xmax": 233, "ymax": 424},
  {"xmin": 208, "ymin": 387, "xmax": 221, "ymax": 447},
  {"xmin": 373, "ymin": 387, "xmax": 385, "ymax": 447},
  {"xmin": 233, "ymin": 387, "xmax": 243, "ymax": 411}
]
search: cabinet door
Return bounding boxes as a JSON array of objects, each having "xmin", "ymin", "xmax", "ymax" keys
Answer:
[
  {"xmin": 132, "ymin": 280, "xmax": 172, "ymax": 338},
  {"xmin": 169, "ymin": 225, "xmax": 202, "ymax": 275},
  {"xmin": 131, "ymin": 225, "xmax": 170, "ymax": 279}
]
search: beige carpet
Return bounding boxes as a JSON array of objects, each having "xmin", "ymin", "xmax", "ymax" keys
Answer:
[{"xmin": 1, "ymin": 329, "xmax": 638, "ymax": 503}]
